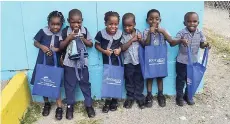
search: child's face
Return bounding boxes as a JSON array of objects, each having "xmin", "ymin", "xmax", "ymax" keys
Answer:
[
  {"xmin": 105, "ymin": 16, "xmax": 119, "ymax": 35},
  {"xmin": 123, "ymin": 18, "xmax": 135, "ymax": 34},
  {"xmin": 147, "ymin": 12, "xmax": 160, "ymax": 28},
  {"xmin": 184, "ymin": 14, "xmax": 199, "ymax": 32},
  {"xmin": 68, "ymin": 15, "xmax": 82, "ymax": 32},
  {"xmin": 48, "ymin": 17, "xmax": 62, "ymax": 33}
]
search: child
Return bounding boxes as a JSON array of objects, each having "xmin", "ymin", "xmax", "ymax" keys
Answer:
[
  {"xmin": 95, "ymin": 11, "xmax": 122, "ymax": 113},
  {"xmin": 59, "ymin": 9, "xmax": 95, "ymax": 119},
  {"xmin": 174, "ymin": 12, "xmax": 210, "ymax": 106},
  {"xmin": 143, "ymin": 9, "xmax": 188, "ymax": 108},
  {"xmin": 120, "ymin": 13, "xmax": 145, "ymax": 109},
  {"xmin": 30, "ymin": 11, "xmax": 65, "ymax": 120}
]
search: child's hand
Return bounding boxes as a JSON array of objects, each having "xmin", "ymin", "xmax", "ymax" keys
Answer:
[
  {"xmin": 205, "ymin": 42, "xmax": 211, "ymax": 49},
  {"xmin": 131, "ymin": 35, "xmax": 138, "ymax": 42},
  {"xmin": 156, "ymin": 28, "xmax": 165, "ymax": 34},
  {"xmin": 150, "ymin": 22, "xmax": 159, "ymax": 33},
  {"xmin": 79, "ymin": 35, "xmax": 85, "ymax": 41},
  {"xmin": 137, "ymin": 33, "xmax": 142, "ymax": 41},
  {"xmin": 60, "ymin": 55, "xmax": 64, "ymax": 66},
  {"xmin": 67, "ymin": 30, "xmax": 78, "ymax": 41},
  {"xmin": 181, "ymin": 38, "xmax": 188, "ymax": 47},
  {"xmin": 50, "ymin": 45, "xmax": 59, "ymax": 52},
  {"xmin": 150, "ymin": 26, "xmax": 156, "ymax": 33},
  {"xmin": 104, "ymin": 48, "xmax": 113, "ymax": 56},
  {"xmin": 114, "ymin": 47, "xmax": 121, "ymax": 56},
  {"xmin": 41, "ymin": 45, "xmax": 52, "ymax": 56}
]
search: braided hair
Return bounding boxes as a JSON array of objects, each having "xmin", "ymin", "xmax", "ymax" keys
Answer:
[
  {"xmin": 104, "ymin": 11, "xmax": 120, "ymax": 23},
  {"xmin": 47, "ymin": 10, "xmax": 65, "ymax": 25}
]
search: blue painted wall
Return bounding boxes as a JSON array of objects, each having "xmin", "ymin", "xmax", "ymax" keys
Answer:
[{"xmin": 1, "ymin": 1, "xmax": 204, "ymax": 102}]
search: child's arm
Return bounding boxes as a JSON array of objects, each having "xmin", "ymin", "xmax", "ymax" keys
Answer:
[
  {"xmin": 34, "ymin": 41, "xmax": 51, "ymax": 55},
  {"xmin": 80, "ymin": 37, "xmax": 93, "ymax": 47},
  {"xmin": 199, "ymin": 31, "xmax": 211, "ymax": 49},
  {"xmin": 59, "ymin": 30, "xmax": 77, "ymax": 50},
  {"xmin": 114, "ymin": 47, "xmax": 121, "ymax": 56},
  {"xmin": 95, "ymin": 43, "xmax": 113, "ymax": 56},
  {"xmin": 80, "ymin": 30, "xmax": 93, "ymax": 48},
  {"xmin": 200, "ymin": 42, "xmax": 210, "ymax": 49},
  {"xmin": 121, "ymin": 35, "xmax": 136, "ymax": 52},
  {"xmin": 157, "ymin": 28, "xmax": 188, "ymax": 47}
]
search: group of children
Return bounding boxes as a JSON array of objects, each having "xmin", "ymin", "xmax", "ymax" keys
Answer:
[{"xmin": 31, "ymin": 8, "xmax": 210, "ymax": 120}]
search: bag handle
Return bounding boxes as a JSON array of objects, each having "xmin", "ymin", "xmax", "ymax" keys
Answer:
[
  {"xmin": 187, "ymin": 46, "xmax": 193, "ymax": 65},
  {"xmin": 43, "ymin": 50, "xmax": 58, "ymax": 67},
  {"xmin": 108, "ymin": 56, "xmax": 121, "ymax": 66},
  {"xmin": 201, "ymin": 48, "xmax": 209, "ymax": 67},
  {"xmin": 150, "ymin": 33, "xmax": 163, "ymax": 46}
]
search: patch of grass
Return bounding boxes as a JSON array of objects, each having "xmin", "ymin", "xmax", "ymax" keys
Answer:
[
  {"xmin": 74, "ymin": 101, "xmax": 88, "ymax": 117},
  {"xmin": 204, "ymin": 28, "xmax": 230, "ymax": 57},
  {"xmin": 76, "ymin": 118, "xmax": 103, "ymax": 124},
  {"xmin": 20, "ymin": 102, "xmax": 42, "ymax": 124}
]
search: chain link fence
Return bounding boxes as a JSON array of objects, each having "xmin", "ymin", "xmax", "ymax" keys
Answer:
[
  {"xmin": 203, "ymin": 1, "xmax": 230, "ymax": 40},
  {"xmin": 205, "ymin": 1, "xmax": 230, "ymax": 18}
]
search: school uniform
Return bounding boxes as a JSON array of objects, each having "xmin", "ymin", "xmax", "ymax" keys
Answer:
[
  {"xmin": 175, "ymin": 28, "xmax": 206, "ymax": 98},
  {"xmin": 61, "ymin": 26, "xmax": 93, "ymax": 107},
  {"xmin": 31, "ymin": 26, "xmax": 62, "ymax": 85},
  {"xmin": 121, "ymin": 29, "xmax": 145, "ymax": 101},
  {"xmin": 95, "ymin": 29, "xmax": 123, "ymax": 65}
]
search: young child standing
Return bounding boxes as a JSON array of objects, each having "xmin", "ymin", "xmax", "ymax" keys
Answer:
[
  {"xmin": 59, "ymin": 9, "xmax": 95, "ymax": 119},
  {"xmin": 174, "ymin": 12, "xmax": 210, "ymax": 106},
  {"xmin": 143, "ymin": 9, "xmax": 188, "ymax": 108},
  {"xmin": 30, "ymin": 11, "xmax": 65, "ymax": 120},
  {"xmin": 95, "ymin": 11, "xmax": 122, "ymax": 113},
  {"xmin": 120, "ymin": 13, "xmax": 145, "ymax": 109}
]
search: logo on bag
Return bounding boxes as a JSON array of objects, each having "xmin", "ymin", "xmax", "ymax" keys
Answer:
[
  {"xmin": 149, "ymin": 58, "xmax": 165, "ymax": 65},
  {"xmin": 106, "ymin": 77, "xmax": 121, "ymax": 85},
  {"xmin": 37, "ymin": 76, "xmax": 57, "ymax": 87},
  {"xmin": 187, "ymin": 78, "xmax": 192, "ymax": 85}
]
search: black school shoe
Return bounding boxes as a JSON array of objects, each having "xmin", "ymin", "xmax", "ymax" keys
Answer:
[
  {"xmin": 157, "ymin": 94, "xmax": 166, "ymax": 107},
  {"xmin": 66, "ymin": 104, "xmax": 74, "ymax": 120},
  {"xmin": 183, "ymin": 95, "xmax": 195, "ymax": 105},
  {"xmin": 123, "ymin": 99, "xmax": 134, "ymax": 109},
  {"xmin": 176, "ymin": 97, "xmax": 184, "ymax": 107},
  {"xmin": 145, "ymin": 94, "xmax": 153, "ymax": 108},
  {"xmin": 86, "ymin": 106, "xmax": 95, "ymax": 118},
  {"xmin": 102, "ymin": 99, "xmax": 111, "ymax": 113},
  {"xmin": 109, "ymin": 98, "xmax": 118, "ymax": 111},
  {"xmin": 42, "ymin": 102, "xmax": 51, "ymax": 116},
  {"xmin": 136, "ymin": 99, "xmax": 145, "ymax": 109},
  {"xmin": 55, "ymin": 107, "xmax": 63, "ymax": 120}
]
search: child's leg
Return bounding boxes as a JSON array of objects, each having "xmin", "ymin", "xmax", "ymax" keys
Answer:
[
  {"xmin": 124, "ymin": 64, "xmax": 135, "ymax": 100},
  {"xmin": 156, "ymin": 77, "xmax": 163, "ymax": 94},
  {"xmin": 78, "ymin": 67, "xmax": 95, "ymax": 118},
  {"xmin": 123, "ymin": 64, "xmax": 135, "ymax": 108},
  {"xmin": 156, "ymin": 77, "xmax": 166, "ymax": 107},
  {"xmin": 176, "ymin": 62, "xmax": 187, "ymax": 97},
  {"xmin": 64, "ymin": 66, "xmax": 78, "ymax": 120},
  {"xmin": 42, "ymin": 97, "xmax": 51, "ymax": 116},
  {"xmin": 55, "ymin": 97, "xmax": 63, "ymax": 120},
  {"xmin": 56, "ymin": 97, "xmax": 62, "ymax": 108},
  {"xmin": 43, "ymin": 96, "xmax": 49, "ymax": 103},
  {"xmin": 133, "ymin": 64, "xmax": 145, "ymax": 101},
  {"xmin": 146, "ymin": 78, "xmax": 153, "ymax": 94},
  {"xmin": 78, "ymin": 67, "xmax": 93, "ymax": 107},
  {"xmin": 175, "ymin": 62, "xmax": 187, "ymax": 106},
  {"xmin": 64, "ymin": 66, "xmax": 78, "ymax": 105},
  {"xmin": 133, "ymin": 64, "xmax": 145, "ymax": 109},
  {"xmin": 145, "ymin": 78, "xmax": 153, "ymax": 108}
]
